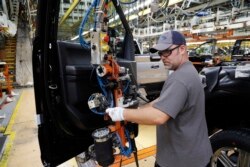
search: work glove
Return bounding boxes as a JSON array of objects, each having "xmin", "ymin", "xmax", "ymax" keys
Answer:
[{"xmin": 106, "ymin": 107, "xmax": 124, "ymax": 121}]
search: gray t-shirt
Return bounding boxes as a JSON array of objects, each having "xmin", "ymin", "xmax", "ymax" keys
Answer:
[{"xmin": 153, "ymin": 61, "xmax": 212, "ymax": 167}]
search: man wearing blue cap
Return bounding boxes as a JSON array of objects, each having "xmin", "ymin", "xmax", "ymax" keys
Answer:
[{"xmin": 106, "ymin": 30, "xmax": 212, "ymax": 167}]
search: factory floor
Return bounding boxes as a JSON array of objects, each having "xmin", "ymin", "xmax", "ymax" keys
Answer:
[{"xmin": 2, "ymin": 87, "xmax": 156, "ymax": 167}]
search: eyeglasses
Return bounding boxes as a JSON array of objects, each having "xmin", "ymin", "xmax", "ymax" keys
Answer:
[{"xmin": 158, "ymin": 45, "xmax": 180, "ymax": 58}]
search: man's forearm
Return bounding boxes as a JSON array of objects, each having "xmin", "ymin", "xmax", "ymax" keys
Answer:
[
  {"xmin": 123, "ymin": 104, "xmax": 170, "ymax": 125},
  {"xmin": 139, "ymin": 98, "xmax": 158, "ymax": 109}
]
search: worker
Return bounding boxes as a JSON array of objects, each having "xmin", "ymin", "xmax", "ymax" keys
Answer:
[{"xmin": 106, "ymin": 30, "xmax": 213, "ymax": 167}]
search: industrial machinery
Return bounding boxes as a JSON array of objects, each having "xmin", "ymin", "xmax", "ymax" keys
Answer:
[{"xmin": 85, "ymin": 1, "xmax": 140, "ymax": 166}]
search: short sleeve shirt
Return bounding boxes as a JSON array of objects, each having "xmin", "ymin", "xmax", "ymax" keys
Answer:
[{"xmin": 153, "ymin": 61, "xmax": 212, "ymax": 167}]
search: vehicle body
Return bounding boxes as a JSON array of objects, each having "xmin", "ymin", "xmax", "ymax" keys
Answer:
[
  {"xmin": 32, "ymin": 1, "xmax": 250, "ymax": 167},
  {"xmin": 231, "ymin": 39, "xmax": 250, "ymax": 61},
  {"xmin": 188, "ymin": 38, "xmax": 217, "ymax": 61},
  {"xmin": 116, "ymin": 39, "xmax": 167, "ymax": 101},
  {"xmin": 135, "ymin": 53, "xmax": 167, "ymax": 101},
  {"xmin": 188, "ymin": 38, "xmax": 231, "ymax": 71},
  {"xmin": 189, "ymin": 38, "xmax": 250, "ymax": 69},
  {"xmin": 193, "ymin": 39, "xmax": 250, "ymax": 166},
  {"xmin": 200, "ymin": 64, "xmax": 250, "ymax": 166}
]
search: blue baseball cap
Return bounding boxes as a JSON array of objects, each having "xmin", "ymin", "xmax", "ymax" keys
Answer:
[{"xmin": 150, "ymin": 30, "xmax": 186, "ymax": 53}]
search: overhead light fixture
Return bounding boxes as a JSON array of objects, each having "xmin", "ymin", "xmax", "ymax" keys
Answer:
[{"xmin": 217, "ymin": 39, "xmax": 236, "ymax": 43}]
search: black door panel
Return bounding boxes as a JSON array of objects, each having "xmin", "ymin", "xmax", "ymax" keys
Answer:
[
  {"xmin": 34, "ymin": 41, "xmax": 109, "ymax": 166},
  {"xmin": 33, "ymin": 1, "xmax": 137, "ymax": 166},
  {"xmin": 57, "ymin": 41, "xmax": 108, "ymax": 130}
]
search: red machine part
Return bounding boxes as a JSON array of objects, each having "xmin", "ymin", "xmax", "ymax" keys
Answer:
[{"xmin": 104, "ymin": 55, "xmax": 127, "ymax": 146}]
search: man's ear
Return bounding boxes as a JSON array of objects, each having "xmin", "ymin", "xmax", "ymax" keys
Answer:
[{"xmin": 180, "ymin": 45, "xmax": 186, "ymax": 53}]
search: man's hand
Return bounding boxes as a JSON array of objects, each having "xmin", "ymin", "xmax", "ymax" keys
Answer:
[{"xmin": 106, "ymin": 107, "xmax": 124, "ymax": 121}]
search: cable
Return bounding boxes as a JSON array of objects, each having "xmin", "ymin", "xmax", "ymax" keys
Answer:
[
  {"xmin": 79, "ymin": 0, "xmax": 100, "ymax": 49},
  {"xmin": 123, "ymin": 80, "xmax": 131, "ymax": 93},
  {"xmin": 97, "ymin": 75, "xmax": 108, "ymax": 97},
  {"xmin": 96, "ymin": 73, "xmax": 114, "ymax": 107},
  {"xmin": 131, "ymin": 138, "xmax": 139, "ymax": 167},
  {"xmin": 115, "ymin": 129, "xmax": 133, "ymax": 157}
]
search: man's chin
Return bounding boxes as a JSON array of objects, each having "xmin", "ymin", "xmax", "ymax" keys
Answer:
[{"xmin": 164, "ymin": 65, "xmax": 172, "ymax": 70}]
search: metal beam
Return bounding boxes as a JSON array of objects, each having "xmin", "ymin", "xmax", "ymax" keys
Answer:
[{"xmin": 59, "ymin": 0, "xmax": 80, "ymax": 26}]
